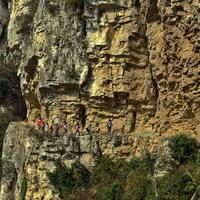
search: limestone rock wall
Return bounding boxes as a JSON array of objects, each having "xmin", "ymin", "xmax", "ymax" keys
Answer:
[
  {"xmin": 1, "ymin": 122, "xmax": 159, "ymax": 200},
  {"xmin": 4, "ymin": 0, "xmax": 200, "ymax": 134}
]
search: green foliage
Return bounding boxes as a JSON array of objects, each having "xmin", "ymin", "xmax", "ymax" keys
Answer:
[
  {"xmin": 0, "ymin": 75, "xmax": 11, "ymax": 101},
  {"xmin": 102, "ymin": 183, "xmax": 121, "ymax": 200},
  {"xmin": 169, "ymin": 134, "xmax": 198, "ymax": 163},
  {"xmin": 93, "ymin": 155, "xmax": 155, "ymax": 200},
  {"xmin": 122, "ymin": 170, "xmax": 153, "ymax": 200},
  {"xmin": 20, "ymin": 177, "xmax": 27, "ymax": 200},
  {"xmin": 66, "ymin": 0, "xmax": 84, "ymax": 7},
  {"xmin": 31, "ymin": 131, "xmax": 45, "ymax": 143},
  {"xmin": 71, "ymin": 161, "xmax": 91, "ymax": 188},
  {"xmin": 47, "ymin": 134, "xmax": 200, "ymax": 200},
  {"xmin": 0, "ymin": 113, "xmax": 10, "ymax": 131},
  {"xmin": 66, "ymin": 68, "xmax": 80, "ymax": 81},
  {"xmin": 0, "ymin": 113, "xmax": 11, "ymax": 181},
  {"xmin": 156, "ymin": 168, "xmax": 195, "ymax": 200},
  {"xmin": 47, "ymin": 161, "xmax": 90, "ymax": 197}
]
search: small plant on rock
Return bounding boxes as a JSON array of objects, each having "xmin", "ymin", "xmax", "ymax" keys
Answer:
[
  {"xmin": 169, "ymin": 134, "xmax": 198, "ymax": 164},
  {"xmin": 66, "ymin": 0, "xmax": 84, "ymax": 7}
]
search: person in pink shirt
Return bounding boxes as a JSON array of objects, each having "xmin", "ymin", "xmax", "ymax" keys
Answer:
[{"xmin": 75, "ymin": 123, "xmax": 81, "ymax": 135}]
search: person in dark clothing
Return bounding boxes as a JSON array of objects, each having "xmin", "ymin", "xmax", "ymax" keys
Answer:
[
  {"xmin": 96, "ymin": 122, "xmax": 100, "ymax": 134},
  {"xmin": 50, "ymin": 121, "xmax": 54, "ymax": 134},
  {"xmin": 63, "ymin": 121, "xmax": 68, "ymax": 134},
  {"xmin": 107, "ymin": 119, "xmax": 113, "ymax": 133},
  {"xmin": 86, "ymin": 127, "xmax": 90, "ymax": 134}
]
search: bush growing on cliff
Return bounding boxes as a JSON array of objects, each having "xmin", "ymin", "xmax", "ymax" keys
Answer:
[
  {"xmin": 92, "ymin": 155, "xmax": 156, "ymax": 200},
  {"xmin": 0, "ymin": 75, "xmax": 11, "ymax": 101},
  {"xmin": 47, "ymin": 161, "xmax": 90, "ymax": 198},
  {"xmin": 47, "ymin": 134, "xmax": 200, "ymax": 200},
  {"xmin": 66, "ymin": 0, "xmax": 84, "ymax": 7},
  {"xmin": 20, "ymin": 177, "xmax": 27, "ymax": 200},
  {"xmin": 169, "ymin": 134, "xmax": 198, "ymax": 164}
]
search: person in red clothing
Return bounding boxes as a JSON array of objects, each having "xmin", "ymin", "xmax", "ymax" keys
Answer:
[
  {"xmin": 36, "ymin": 117, "xmax": 45, "ymax": 131},
  {"xmin": 121, "ymin": 125, "xmax": 125, "ymax": 134},
  {"xmin": 36, "ymin": 117, "xmax": 41, "ymax": 129},
  {"xmin": 75, "ymin": 123, "xmax": 81, "ymax": 135}
]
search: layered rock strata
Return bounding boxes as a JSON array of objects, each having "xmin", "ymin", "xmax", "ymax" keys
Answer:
[
  {"xmin": 1, "ymin": 122, "xmax": 159, "ymax": 200},
  {"xmin": 0, "ymin": 0, "xmax": 199, "ymax": 199},
  {"xmin": 5, "ymin": 0, "xmax": 200, "ymax": 135}
]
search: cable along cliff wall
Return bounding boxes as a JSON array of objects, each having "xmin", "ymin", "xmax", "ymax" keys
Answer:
[{"xmin": 4, "ymin": 0, "xmax": 200, "ymax": 135}]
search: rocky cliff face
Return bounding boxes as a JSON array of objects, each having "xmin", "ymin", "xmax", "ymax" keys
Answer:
[
  {"xmin": 3, "ymin": 0, "xmax": 199, "ymax": 135},
  {"xmin": 1, "ymin": 122, "xmax": 159, "ymax": 200},
  {"xmin": 0, "ymin": 0, "xmax": 26, "ymax": 182},
  {"xmin": 0, "ymin": 0, "xmax": 199, "ymax": 199}
]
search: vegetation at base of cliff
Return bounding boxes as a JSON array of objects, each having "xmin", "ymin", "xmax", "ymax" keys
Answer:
[
  {"xmin": 169, "ymin": 133, "xmax": 198, "ymax": 164},
  {"xmin": 0, "ymin": 113, "xmax": 11, "ymax": 181},
  {"xmin": 20, "ymin": 177, "xmax": 27, "ymax": 200},
  {"xmin": 47, "ymin": 134, "xmax": 200, "ymax": 200},
  {"xmin": 0, "ymin": 75, "xmax": 11, "ymax": 102},
  {"xmin": 31, "ymin": 130, "xmax": 46, "ymax": 142},
  {"xmin": 47, "ymin": 161, "xmax": 91, "ymax": 198},
  {"xmin": 66, "ymin": 0, "xmax": 85, "ymax": 7}
]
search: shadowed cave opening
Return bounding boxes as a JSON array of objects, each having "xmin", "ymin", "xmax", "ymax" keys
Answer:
[
  {"xmin": 25, "ymin": 56, "xmax": 38, "ymax": 80},
  {"xmin": 79, "ymin": 105, "xmax": 86, "ymax": 128},
  {"xmin": 148, "ymin": 64, "xmax": 159, "ymax": 116},
  {"xmin": 134, "ymin": 0, "xmax": 140, "ymax": 8},
  {"xmin": 83, "ymin": 19, "xmax": 87, "ymax": 37},
  {"xmin": 130, "ymin": 111, "xmax": 137, "ymax": 132},
  {"xmin": 1, "ymin": 0, "xmax": 8, "ymax": 9},
  {"xmin": 146, "ymin": 0, "xmax": 161, "ymax": 22}
]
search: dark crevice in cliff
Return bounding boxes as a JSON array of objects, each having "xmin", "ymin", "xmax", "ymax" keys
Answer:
[
  {"xmin": 25, "ymin": 56, "xmax": 38, "ymax": 80},
  {"xmin": 82, "ymin": 19, "xmax": 87, "ymax": 37},
  {"xmin": 79, "ymin": 105, "xmax": 86, "ymax": 128},
  {"xmin": 134, "ymin": 0, "xmax": 141, "ymax": 9},
  {"xmin": 0, "ymin": 0, "xmax": 27, "ymax": 184},
  {"xmin": 0, "ymin": 25, "xmax": 6, "ymax": 41},
  {"xmin": 146, "ymin": 0, "xmax": 161, "ymax": 23},
  {"xmin": 130, "ymin": 111, "xmax": 137, "ymax": 132},
  {"xmin": 1, "ymin": 0, "xmax": 8, "ymax": 9},
  {"xmin": 149, "ymin": 64, "xmax": 159, "ymax": 116}
]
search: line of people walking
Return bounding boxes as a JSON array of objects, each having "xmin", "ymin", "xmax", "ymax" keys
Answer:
[
  {"xmin": 36, "ymin": 116, "xmax": 125, "ymax": 136},
  {"xmin": 36, "ymin": 117, "xmax": 69, "ymax": 136}
]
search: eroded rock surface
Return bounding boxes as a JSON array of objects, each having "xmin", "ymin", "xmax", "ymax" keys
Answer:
[
  {"xmin": 1, "ymin": 122, "xmax": 159, "ymax": 200},
  {"xmin": 3, "ymin": 0, "xmax": 199, "ymax": 136}
]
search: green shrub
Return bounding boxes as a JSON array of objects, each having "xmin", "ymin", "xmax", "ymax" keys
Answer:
[
  {"xmin": 92, "ymin": 156, "xmax": 128, "ymax": 200},
  {"xmin": 66, "ymin": 0, "xmax": 84, "ymax": 7},
  {"xmin": 71, "ymin": 161, "xmax": 91, "ymax": 188},
  {"xmin": 0, "ymin": 113, "xmax": 11, "ymax": 181},
  {"xmin": 47, "ymin": 161, "xmax": 90, "ymax": 197},
  {"xmin": 92, "ymin": 156, "xmax": 156, "ymax": 200},
  {"xmin": 0, "ymin": 75, "xmax": 11, "ymax": 101},
  {"xmin": 122, "ymin": 170, "xmax": 153, "ymax": 200},
  {"xmin": 47, "ymin": 136, "xmax": 200, "ymax": 200},
  {"xmin": 102, "ymin": 183, "xmax": 122, "ymax": 200},
  {"xmin": 20, "ymin": 177, "xmax": 27, "ymax": 200},
  {"xmin": 169, "ymin": 134, "xmax": 198, "ymax": 163},
  {"xmin": 31, "ymin": 131, "xmax": 45, "ymax": 143},
  {"xmin": 156, "ymin": 168, "xmax": 195, "ymax": 200},
  {"xmin": 0, "ymin": 113, "xmax": 10, "ymax": 130}
]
